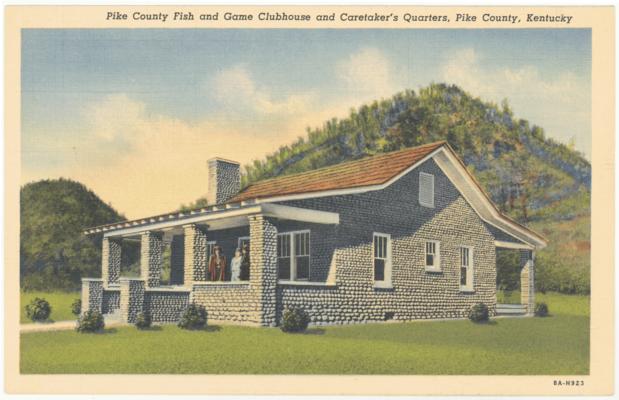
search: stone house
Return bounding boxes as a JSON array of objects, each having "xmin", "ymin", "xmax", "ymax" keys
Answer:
[{"xmin": 82, "ymin": 141, "xmax": 547, "ymax": 326}]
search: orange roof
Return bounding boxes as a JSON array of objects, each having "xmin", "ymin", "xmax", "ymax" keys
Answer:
[{"xmin": 231, "ymin": 141, "xmax": 446, "ymax": 203}]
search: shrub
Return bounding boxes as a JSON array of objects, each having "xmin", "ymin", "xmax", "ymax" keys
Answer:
[
  {"xmin": 280, "ymin": 307, "xmax": 310, "ymax": 333},
  {"xmin": 25, "ymin": 297, "xmax": 52, "ymax": 322},
  {"xmin": 535, "ymin": 302, "xmax": 549, "ymax": 317},
  {"xmin": 178, "ymin": 303, "xmax": 207, "ymax": 330},
  {"xmin": 468, "ymin": 303, "xmax": 489, "ymax": 323},
  {"xmin": 71, "ymin": 298, "xmax": 82, "ymax": 316},
  {"xmin": 76, "ymin": 310, "xmax": 105, "ymax": 333},
  {"xmin": 135, "ymin": 311, "xmax": 152, "ymax": 330}
]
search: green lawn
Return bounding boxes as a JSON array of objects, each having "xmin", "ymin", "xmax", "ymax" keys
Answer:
[
  {"xmin": 20, "ymin": 292, "xmax": 589, "ymax": 374},
  {"xmin": 20, "ymin": 291, "xmax": 80, "ymax": 324}
]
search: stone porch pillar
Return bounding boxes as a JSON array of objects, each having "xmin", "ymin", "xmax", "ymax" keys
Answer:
[
  {"xmin": 249, "ymin": 214, "xmax": 278, "ymax": 327},
  {"xmin": 169, "ymin": 234, "xmax": 185, "ymax": 285},
  {"xmin": 520, "ymin": 249, "xmax": 535, "ymax": 316},
  {"xmin": 119, "ymin": 278, "xmax": 145, "ymax": 323},
  {"xmin": 101, "ymin": 237, "xmax": 121, "ymax": 288},
  {"xmin": 81, "ymin": 278, "xmax": 103, "ymax": 314},
  {"xmin": 183, "ymin": 224, "xmax": 208, "ymax": 286},
  {"xmin": 141, "ymin": 231, "xmax": 163, "ymax": 288}
]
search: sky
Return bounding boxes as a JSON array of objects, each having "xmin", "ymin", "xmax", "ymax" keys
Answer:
[{"xmin": 21, "ymin": 29, "xmax": 591, "ymax": 219}]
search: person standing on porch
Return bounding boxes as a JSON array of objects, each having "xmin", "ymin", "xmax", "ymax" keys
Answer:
[
  {"xmin": 208, "ymin": 245, "xmax": 226, "ymax": 281},
  {"xmin": 230, "ymin": 248, "xmax": 242, "ymax": 281}
]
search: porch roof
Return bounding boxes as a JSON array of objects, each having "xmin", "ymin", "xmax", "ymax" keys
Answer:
[{"xmin": 84, "ymin": 203, "xmax": 339, "ymax": 238}]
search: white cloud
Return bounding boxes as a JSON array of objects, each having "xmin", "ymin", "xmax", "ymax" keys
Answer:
[
  {"xmin": 440, "ymin": 48, "xmax": 591, "ymax": 159},
  {"xmin": 336, "ymin": 47, "xmax": 398, "ymax": 99},
  {"xmin": 210, "ymin": 64, "xmax": 314, "ymax": 115}
]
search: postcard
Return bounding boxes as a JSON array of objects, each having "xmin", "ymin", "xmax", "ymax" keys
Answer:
[{"xmin": 4, "ymin": 4, "xmax": 614, "ymax": 396}]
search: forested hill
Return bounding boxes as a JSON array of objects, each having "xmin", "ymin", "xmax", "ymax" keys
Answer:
[
  {"xmin": 242, "ymin": 83, "xmax": 590, "ymax": 224},
  {"xmin": 20, "ymin": 179, "xmax": 124, "ymax": 290}
]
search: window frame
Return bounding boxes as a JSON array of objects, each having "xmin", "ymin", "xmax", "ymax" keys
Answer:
[
  {"xmin": 373, "ymin": 232, "xmax": 393, "ymax": 288},
  {"xmin": 459, "ymin": 246, "xmax": 474, "ymax": 292},
  {"xmin": 206, "ymin": 240, "xmax": 217, "ymax": 258},
  {"xmin": 419, "ymin": 172, "xmax": 435, "ymax": 208},
  {"xmin": 424, "ymin": 240, "xmax": 441, "ymax": 272},
  {"xmin": 277, "ymin": 229, "xmax": 311, "ymax": 282}
]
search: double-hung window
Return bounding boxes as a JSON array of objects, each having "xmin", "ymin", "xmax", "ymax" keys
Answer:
[
  {"xmin": 460, "ymin": 246, "xmax": 474, "ymax": 291},
  {"xmin": 373, "ymin": 233, "xmax": 392, "ymax": 288},
  {"xmin": 277, "ymin": 231, "xmax": 310, "ymax": 281},
  {"xmin": 425, "ymin": 241, "xmax": 441, "ymax": 272}
]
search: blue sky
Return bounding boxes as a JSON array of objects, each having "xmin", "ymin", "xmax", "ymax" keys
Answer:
[{"xmin": 22, "ymin": 29, "xmax": 591, "ymax": 218}]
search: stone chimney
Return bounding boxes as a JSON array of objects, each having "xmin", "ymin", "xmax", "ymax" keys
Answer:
[{"xmin": 207, "ymin": 157, "xmax": 241, "ymax": 205}]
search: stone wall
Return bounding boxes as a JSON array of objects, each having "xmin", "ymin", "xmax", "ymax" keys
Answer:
[
  {"xmin": 145, "ymin": 290, "xmax": 190, "ymax": 322},
  {"xmin": 191, "ymin": 283, "xmax": 260, "ymax": 324},
  {"xmin": 102, "ymin": 289, "xmax": 120, "ymax": 314},
  {"xmin": 119, "ymin": 278, "xmax": 145, "ymax": 323},
  {"xmin": 275, "ymin": 158, "xmax": 498, "ymax": 324}
]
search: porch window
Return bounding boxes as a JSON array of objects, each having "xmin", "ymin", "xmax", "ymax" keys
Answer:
[
  {"xmin": 206, "ymin": 241, "xmax": 216, "ymax": 259},
  {"xmin": 425, "ymin": 240, "xmax": 441, "ymax": 272},
  {"xmin": 373, "ymin": 233, "xmax": 392, "ymax": 288},
  {"xmin": 277, "ymin": 230, "xmax": 310, "ymax": 281},
  {"xmin": 460, "ymin": 246, "xmax": 474, "ymax": 291},
  {"xmin": 238, "ymin": 236, "xmax": 250, "ymax": 251}
]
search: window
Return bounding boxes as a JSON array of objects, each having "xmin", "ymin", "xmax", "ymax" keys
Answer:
[
  {"xmin": 373, "ymin": 233, "xmax": 392, "ymax": 288},
  {"xmin": 425, "ymin": 241, "xmax": 441, "ymax": 271},
  {"xmin": 419, "ymin": 172, "xmax": 435, "ymax": 208},
  {"xmin": 277, "ymin": 231, "xmax": 310, "ymax": 281},
  {"xmin": 460, "ymin": 247, "xmax": 474, "ymax": 291}
]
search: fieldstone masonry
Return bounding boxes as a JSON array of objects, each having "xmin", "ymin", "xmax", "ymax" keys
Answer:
[
  {"xmin": 101, "ymin": 237, "xmax": 121, "ymax": 287},
  {"xmin": 120, "ymin": 278, "xmax": 145, "ymax": 323},
  {"xmin": 207, "ymin": 158, "xmax": 240, "ymax": 205},
  {"xmin": 183, "ymin": 224, "xmax": 208, "ymax": 285},
  {"xmin": 249, "ymin": 215, "xmax": 278, "ymax": 326},
  {"xmin": 145, "ymin": 290, "xmax": 190, "ymax": 322},
  {"xmin": 520, "ymin": 250, "xmax": 535, "ymax": 315},
  {"xmin": 81, "ymin": 278, "xmax": 103, "ymax": 314},
  {"xmin": 141, "ymin": 231, "xmax": 163, "ymax": 288}
]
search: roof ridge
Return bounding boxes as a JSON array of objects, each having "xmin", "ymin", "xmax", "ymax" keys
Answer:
[{"xmin": 241, "ymin": 140, "xmax": 447, "ymax": 189}]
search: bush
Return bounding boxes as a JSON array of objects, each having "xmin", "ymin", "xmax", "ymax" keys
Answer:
[
  {"xmin": 280, "ymin": 307, "xmax": 310, "ymax": 333},
  {"xmin": 468, "ymin": 303, "xmax": 489, "ymax": 323},
  {"xmin": 71, "ymin": 298, "xmax": 82, "ymax": 316},
  {"xmin": 135, "ymin": 311, "xmax": 152, "ymax": 330},
  {"xmin": 178, "ymin": 303, "xmax": 207, "ymax": 330},
  {"xmin": 25, "ymin": 297, "xmax": 51, "ymax": 322},
  {"xmin": 76, "ymin": 310, "xmax": 105, "ymax": 333},
  {"xmin": 535, "ymin": 302, "xmax": 549, "ymax": 317}
]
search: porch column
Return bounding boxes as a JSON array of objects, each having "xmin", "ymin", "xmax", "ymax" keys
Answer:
[
  {"xmin": 119, "ymin": 278, "xmax": 145, "ymax": 323},
  {"xmin": 141, "ymin": 231, "xmax": 163, "ymax": 288},
  {"xmin": 169, "ymin": 234, "xmax": 185, "ymax": 285},
  {"xmin": 520, "ymin": 249, "xmax": 535, "ymax": 316},
  {"xmin": 249, "ymin": 214, "xmax": 278, "ymax": 327},
  {"xmin": 183, "ymin": 224, "xmax": 208, "ymax": 286},
  {"xmin": 81, "ymin": 278, "xmax": 103, "ymax": 314},
  {"xmin": 101, "ymin": 237, "xmax": 121, "ymax": 287}
]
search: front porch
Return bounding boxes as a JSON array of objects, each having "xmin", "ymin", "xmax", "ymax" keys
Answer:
[
  {"xmin": 494, "ymin": 240, "xmax": 536, "ymax": 316},
  {"xmin": 82, "ymin": 203, "xmax": 339, "ymax": 326}
]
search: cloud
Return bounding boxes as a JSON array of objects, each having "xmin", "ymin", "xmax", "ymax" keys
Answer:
[
  {"xmin": 210, "ymin": 64, "xmax": 314, "ymax": 115},
  {"xmin": 336, "ymin": 47, "xmax": 398, "ymax": 98},
  {"xmin": 440, "ymin": 48, "xmax": 591, "ymax": 158}
]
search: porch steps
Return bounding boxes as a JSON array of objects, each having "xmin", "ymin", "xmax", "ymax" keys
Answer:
[{"xmin": 496, "ymin": 303, "xmax": 527, "ymax": 316}]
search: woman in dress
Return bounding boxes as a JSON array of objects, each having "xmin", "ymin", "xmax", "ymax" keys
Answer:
[
  {"xmin": 208, "ymin": 245, "xmax": 226, "ymax": 281},
  {"xmin": 230, "ymin": 248, "xmax": 242, "ymax": 282}
]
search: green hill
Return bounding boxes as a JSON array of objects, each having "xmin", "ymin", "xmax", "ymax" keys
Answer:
[
  {"xmin": 20, "ymin": 179, "xmax": 124, "ymax": 291},
  {"xmin": 238, "ymin": 83, "xmax": 590, "ymax": 294}
]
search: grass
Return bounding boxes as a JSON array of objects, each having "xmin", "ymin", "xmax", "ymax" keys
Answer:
[
  {"xmin": 20, "ymin": 292, "xmax": 589, "ymax": 374},
  {"xmin": 20, "ymin": 291, "xmax": 80, "ymax": 324}
]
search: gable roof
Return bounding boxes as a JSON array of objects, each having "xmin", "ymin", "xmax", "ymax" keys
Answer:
[{"xmin": 231, "ymin": 141, "xmax": 445, "ymax": 203}]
